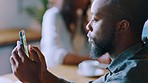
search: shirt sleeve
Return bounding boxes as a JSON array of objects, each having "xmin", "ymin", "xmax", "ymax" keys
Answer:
[{"xmin": 40, "ymin": 8, "xmax": 68, "ymax": 67}]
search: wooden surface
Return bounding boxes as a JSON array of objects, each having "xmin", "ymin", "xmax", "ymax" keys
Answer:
[
  {"xmin": 0, "ymin": 65, "xmax": 108, "ymax": 83},
  {"xmin": 47, "ymin": 65, "xmax": 99, "ymax": 83},
  {"xmin": 0, "ymin": 28, "xmax": 41, "ymax": 46}
]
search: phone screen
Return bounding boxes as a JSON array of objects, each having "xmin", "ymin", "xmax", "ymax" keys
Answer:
[{"xmin": 19, "ymin": 30, "xmax": 29, "ymax": 57}]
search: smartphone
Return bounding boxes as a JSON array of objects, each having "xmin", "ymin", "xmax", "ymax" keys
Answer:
[{"xmin": 19, "ymin": 30, "xmax": 29, "ymax": 57}]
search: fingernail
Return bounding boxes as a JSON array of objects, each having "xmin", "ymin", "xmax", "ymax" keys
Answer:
[
  {"xmin": 17, "ymin": 41, "xmax": 20, "ymax": 45},
  {"xmin": 29, "ymin": 45, "xmax": 32, "ymax": 50},
  {"xmin": 29, "ymin": 45, "xmax": 34, "ymax": 52}
]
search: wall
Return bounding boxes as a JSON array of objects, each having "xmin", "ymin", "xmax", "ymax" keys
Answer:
[
  {"xmin": 0, "ymin": 45, "xmax": 14, "ymax": 75},
  {"xmin": 0, "ymin": 0, "xmax": 42, "ymax": 29}
]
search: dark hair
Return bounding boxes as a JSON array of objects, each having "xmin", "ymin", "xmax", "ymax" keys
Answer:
[
  {"xmin": 105, "ymin": 0, "xmax": 148, "ymax": 29},
  {"xmin": 60, "ymin": 0, "xmax": 73, "ymax": 33},
  {"xmin": 60, "ymin": 0, "xmax": 91, "ymax": 36}
]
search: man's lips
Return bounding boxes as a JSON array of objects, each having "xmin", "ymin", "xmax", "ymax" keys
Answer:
[
  {"xmin": 87, "ymin": 32, "xmax": 92, "ymax": 38},
  {"xmin": 87, "ymin": 33, "xmax": 94, "ymax": 44}
]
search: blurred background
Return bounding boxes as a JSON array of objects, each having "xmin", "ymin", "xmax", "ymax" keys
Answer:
[
  {"xmin": 0, "ymin": 0, "xmax": 46, "ymax": 29},
  {"xmin": 0, "ymin": 0, "xmax": 46, "ymax": 75},
  {"xmin": 0, "ymin": 0, "xmax": 147, "ymax": 75}
]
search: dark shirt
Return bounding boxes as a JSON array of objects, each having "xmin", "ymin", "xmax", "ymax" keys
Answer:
[
  {"xmin": 61, "ymin": 39, "xmax": 148, "ymax": 83},
  {"xmin": 93, "ymin": 40, "xmax": 148, "ymax": 83}
]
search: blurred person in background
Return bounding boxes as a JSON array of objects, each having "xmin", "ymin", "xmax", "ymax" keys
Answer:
[{"xmin": 40, "ymin": 0, "xmax": 111, "ymax": 67}]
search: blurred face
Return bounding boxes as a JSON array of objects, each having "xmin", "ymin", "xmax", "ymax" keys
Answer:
[{"xmin": 86, "ymin": 0, "xmax": 117, "ymax": 58}]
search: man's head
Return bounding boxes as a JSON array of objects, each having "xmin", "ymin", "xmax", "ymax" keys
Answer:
[{"xmin": 86, "ymin": 0, "xmax": 148, "ymax": 58}]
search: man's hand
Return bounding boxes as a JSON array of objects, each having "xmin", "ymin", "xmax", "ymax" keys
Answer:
[
  {"xmin": 30, "ymin": 46, "xmax": 47, "ymax": 73},
  {"xmin": 10, "ymin": 41, "xmax": 61, "ymax": 83},
  {"xmin": 10, "ymin": 41, "xmax": 41, "ymax": 83},
  {"xmin": 31, "ymin": 45, "xmax": 61, "ymax": 83}
]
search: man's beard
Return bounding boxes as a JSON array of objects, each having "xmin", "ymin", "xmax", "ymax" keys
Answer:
[
  {"xmin": 89, "ymin": 31, "xmax": 114, "ymax": 59},
  {"xmin": 89, "ymin": 42, "xmax": 107, "ymax": 59}
]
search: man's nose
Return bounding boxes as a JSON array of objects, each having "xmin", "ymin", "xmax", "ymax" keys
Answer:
[{"xmin": 86, "ymin": 21, "xmax": 93, "ymax": 32}]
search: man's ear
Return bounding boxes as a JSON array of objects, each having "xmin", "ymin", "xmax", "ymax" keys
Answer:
[{"xmin": 116, "ymin": 20, "xmax": 130, "ymax": 33}]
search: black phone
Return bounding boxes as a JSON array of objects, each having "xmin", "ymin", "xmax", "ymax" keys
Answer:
[{"xmin": 19, "ymin": 30, "xmax": 29, "ymax": 57}]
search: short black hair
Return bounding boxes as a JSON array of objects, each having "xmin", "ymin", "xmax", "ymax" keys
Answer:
[
  {"xmin": 106, "ymin": 0, "xmax": 148, "ymax": 25},
  {"xmin": 100, "ymin": 0, "xmax": 148, "ymax": 34}
]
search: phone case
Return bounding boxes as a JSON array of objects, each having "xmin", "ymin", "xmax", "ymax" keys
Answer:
[{"xmin": 19, "ymin": 30, "xmax": 29, "ymax": 57}]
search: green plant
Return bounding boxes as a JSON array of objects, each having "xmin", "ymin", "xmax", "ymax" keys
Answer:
[
  {"xmin": 25, "ymin": 0, "xmax": 48, "ymax": 24},
  {"xmin": 42, "ymin": 0, "xmax": 48, "ymax": 10}
]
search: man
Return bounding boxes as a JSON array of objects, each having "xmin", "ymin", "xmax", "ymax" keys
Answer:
[{"xmin": 10, "ymin": 0, "xmax": 148, "ymax": 83}]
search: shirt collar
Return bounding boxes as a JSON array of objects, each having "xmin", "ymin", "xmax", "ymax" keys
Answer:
[{"xmin": 107, "ymin": 42, "xmax": 144, "ymax": 73}]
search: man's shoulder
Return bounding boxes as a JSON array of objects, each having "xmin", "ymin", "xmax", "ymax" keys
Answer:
[
  {"xmin": 124, "ymin": 45, "xmax": 148, "ymax": 81},
  {"xmin": 114, "ymin": 58, "xmax": 148, "ymax": 83},
  {"xmin": 124, "ymin": 60, "xmax": 148, "ymax": 83},
  {"xmin": 118, "ymin": 46, "xmax": 148, "ymax": 77},
  {"xmin": 123, "ymin": 43, "xmax": 148, "ymax": 69},
  {"xmin": 126, "ymin": 44, "xmax": 148, "ymax": 70},
  {"xmin": 131, "ymin": 44, "xmax": 148, "ymax": 60}
]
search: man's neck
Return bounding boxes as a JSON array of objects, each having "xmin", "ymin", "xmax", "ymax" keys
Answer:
[{"xmin": 109, "ymin": 34, "xmax": 142, "ymax": 59}]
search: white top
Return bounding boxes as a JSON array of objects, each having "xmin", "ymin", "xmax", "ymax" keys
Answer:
[{"xmin": 40, "ymin": 7, "xmax": 90, "ymax": 67}]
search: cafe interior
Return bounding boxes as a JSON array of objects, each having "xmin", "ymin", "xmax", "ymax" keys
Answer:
[{"xmin": 0, "ymin": 0, "xmax": 147, "ymax": 83}]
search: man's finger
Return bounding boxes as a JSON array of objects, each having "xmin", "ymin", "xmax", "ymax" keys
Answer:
[
  {"xmin": 28, "ymin": 45, "xmax": 40, "ymax": 62},
  {"xmin": 10, "ymin": 43, "xmax": 21, "ymax": 66},
  {"xmin": 9, "ymin": 56, "xmax": 16, "ymax": 66},
  {"xmin": 12, "ymin": 51, "xmax": 22, "ymax": 66},
  {"xmin": 17, "ymin": 41, "xmax": 29, "ymax": 62},
  {"xmin": 31, "ymin": 46, "xmax": 46, "ymax": 64}
]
